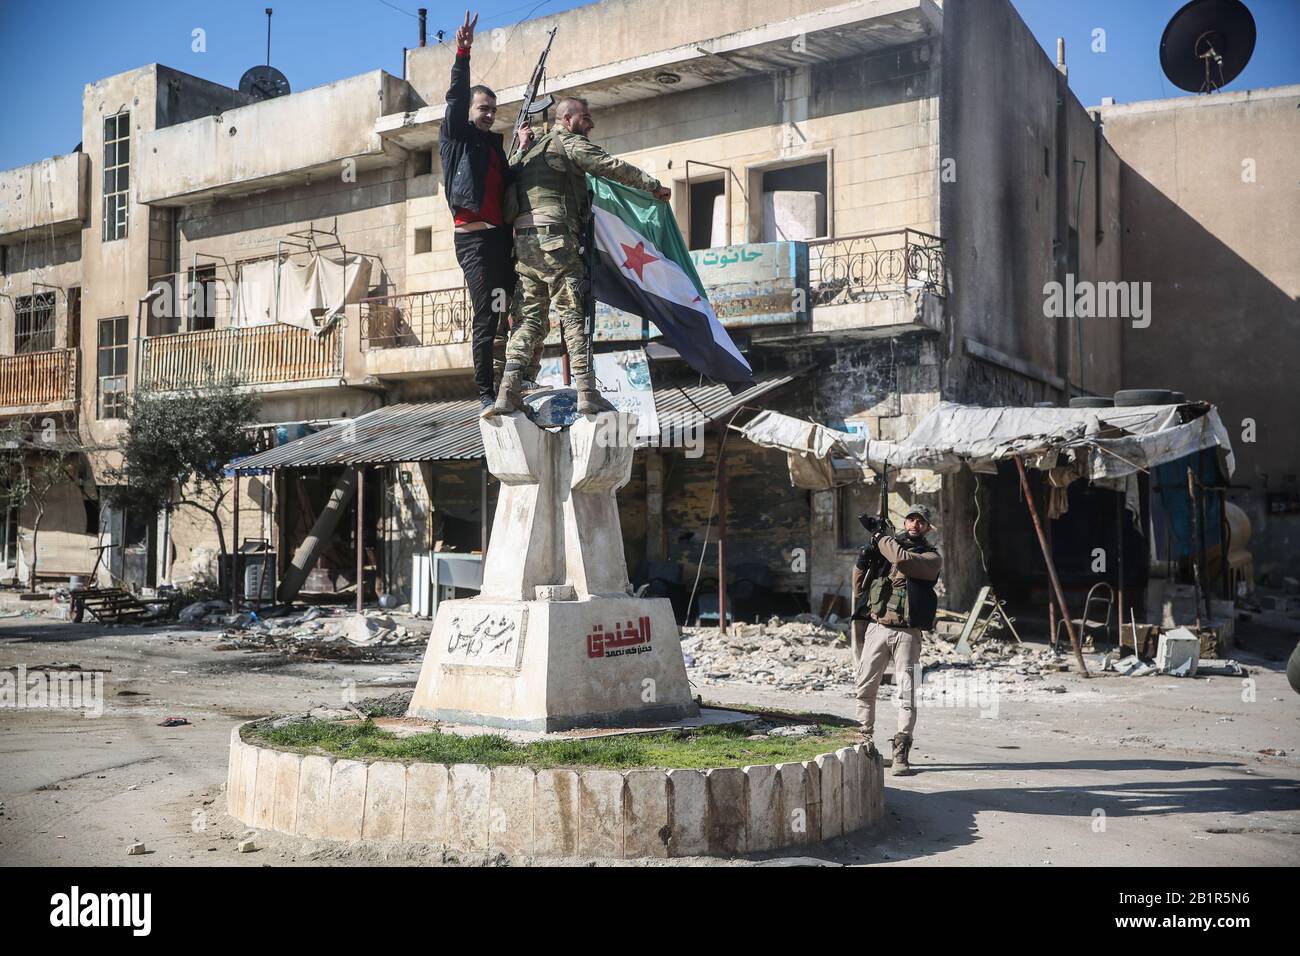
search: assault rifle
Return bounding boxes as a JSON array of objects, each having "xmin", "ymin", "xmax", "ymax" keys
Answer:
[{"xmin": 510, "ymin": 26, "xmax": 558, "ymax": 156}]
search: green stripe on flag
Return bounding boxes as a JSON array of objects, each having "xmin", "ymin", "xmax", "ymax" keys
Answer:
[{"xmin": 587, "ymin": 174, "xmax": 710, "ymax": 302}]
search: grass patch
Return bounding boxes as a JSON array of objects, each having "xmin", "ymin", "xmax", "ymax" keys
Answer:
[{"xmin": 244, "ymin": 718, "xmax": 859, "ymax": 770}]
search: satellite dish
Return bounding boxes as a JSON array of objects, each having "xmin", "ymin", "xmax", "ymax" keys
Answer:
[
  {"xmin": 239, "ymin": 65, "xmax": 291, "ymax": 101},
  {"xmin": 1160, "ymin": 0, "xmax": 1256, "ymax": 93}
]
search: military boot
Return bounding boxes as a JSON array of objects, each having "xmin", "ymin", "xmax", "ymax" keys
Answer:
[
  {"xmin": 575, "ymin": 372, "xmax": 615, "ymax": 415},
  {"xmin": 890, "ymin": 732, "xmax": 914, "ymax": 776},
  {"xmin": 483, "ymin": 366, "xmax": 524, "ymax": 419}
]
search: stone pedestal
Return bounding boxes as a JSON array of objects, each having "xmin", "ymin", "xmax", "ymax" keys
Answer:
[{"xmin": 408, "ymin": 408, "xmax": 697, "ymax": 731}]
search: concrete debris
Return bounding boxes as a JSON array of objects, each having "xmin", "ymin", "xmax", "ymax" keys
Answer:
[
  {"xmin": 177, "ymin": 600, "xmax": 229, "ymax": 624},
  {"xmin": 237, "ymin": 837, "xmax": 258, "ymax": 853},
  {"xmin": 767, "ymin": 723, "xmax": 823, "ymax": 737},
  {"xmin": 127, "ymin": 841, "xmax": 146, "ymax": 856},
  {"xmin": 681, "ymin": 614, "xmax": 1073, "ymax": 693},
  {"xmin": 1156, "ymin": 628, "xmax": 1201, "ymax": 677},
  {"xmin": 1196, "ymin": 659, "xmax": 1244, "ymax": 676}
]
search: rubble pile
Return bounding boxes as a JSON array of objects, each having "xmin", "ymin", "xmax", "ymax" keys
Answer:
[
  {"xmin": 194, "ymin": 605, "xmax": 430, "ymax": 656},
  {"xmin": 680, "ymin": 613, "xmax": 1077, "ymax": 693}
]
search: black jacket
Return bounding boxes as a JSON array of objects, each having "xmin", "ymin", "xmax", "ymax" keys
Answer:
[{"xmin": 439, "ymin": 49, "xmax": 511, "ymax": 215}]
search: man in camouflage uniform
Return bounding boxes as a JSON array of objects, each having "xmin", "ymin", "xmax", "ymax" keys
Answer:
[{"xmin": 484, "ymin": 96, "xmax": 670, "ymax": 418}]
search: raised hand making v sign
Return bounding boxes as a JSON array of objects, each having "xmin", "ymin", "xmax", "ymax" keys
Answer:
[{"xmin": 456, "ymin": 9, "xmax": 477, "ymax": 50}]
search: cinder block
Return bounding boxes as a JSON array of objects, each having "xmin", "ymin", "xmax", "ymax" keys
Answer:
[
  {"xmin": 801, "ymin": 758, "xmax": 823, "ymax": 843},
  {"xmin": 816, "ymin": 752, "xmax": 843, "ymax": 840},
  {"xmin": 403, "ymin": 762, "xmax": 449, "ymax": 846},
  {"xmin": 666, "ymin": 768, "xmax": 707, "ymax": 857},
  {"xmin": 489, "ymin": 765, "xmax": 536, "ymax": 860},
  {"xmin": 776, "ymin": 762, "xmax": 810, "ymax": 847},
  {"xmin": 838, "ymin": 747, "xmax": 862, "ymax": 833},
  {"xmin": 239, "ymin": 741, "xmax": 259, "ymax": 825},
  {"xmin": 295, "ymin": 755, "xmax": 333, "ymax": 839},
  {"xmin": 252, "ymin": 747, "xmax": 278, "ymax": 830},
  {"xmin": 362, "ymin": 761, "xmax": 408, "ymax": 842},
  {"xmin": 272, "ymin": 751, "xmax": 301, "ymax": 834},
  {"xmin": 534, "ymin": 769, "xmax": 580, "ymax": 858},
  {"xmin": 324, "ymin": 759, "xmax": 368, "ymax": 842},
  {"xmin": 623, "ymin": 770, "xmax": 670, "ymax": 859},
  {"xmin": 705, "ymin": 767, "xmax": 748, "ymax": 857},
  {"xmin": 578, "ymin": 770, "xmax": 625, "ymax": 859},
  {"xmin": 743, "ymin": 764, "xmax": 781, "ymax": 852},
  {"xmin": 225, "ymin": 728, "xmax": 241, "ymax": 816},
  {"xmin": 447, "ymin": 764, "xmax": 491, "ymax": 854}
]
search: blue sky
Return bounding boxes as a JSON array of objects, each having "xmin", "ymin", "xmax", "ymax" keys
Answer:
[{"xmin": 1, "ymin": 0, "xmax": 1297, "ymax": 171}]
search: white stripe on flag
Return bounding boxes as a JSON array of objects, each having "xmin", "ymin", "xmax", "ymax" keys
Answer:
[{"xmin": 592, "ymin": 205, "xmax": 745, "ymax": 367}]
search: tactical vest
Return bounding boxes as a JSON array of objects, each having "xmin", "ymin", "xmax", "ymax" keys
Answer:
[
  {"xmin": 507, "ymin": 129, "xmax": 590, "ymax": 229},
  {"xmin": 865, "ymin": 537, "xmax": 939, "ymax": 630}
]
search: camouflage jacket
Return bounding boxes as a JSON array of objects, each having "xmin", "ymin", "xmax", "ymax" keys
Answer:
[{"xmin": 508, "ymin": 127, "xmax": 662, "ymax": 227}]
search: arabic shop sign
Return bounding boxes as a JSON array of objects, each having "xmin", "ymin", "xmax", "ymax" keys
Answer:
[
  {"xmin": 587, "ymin": 615, "xmax": 653, "ymax": 659},
  {"xmin": 543, "ymin": 241, "xmax": 809, "ymax": 344}
]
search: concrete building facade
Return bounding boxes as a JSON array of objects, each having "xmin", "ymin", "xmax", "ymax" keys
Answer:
[{"xmin": 1, "ymin": 0, "xmax": 1278, "ymax": 617}]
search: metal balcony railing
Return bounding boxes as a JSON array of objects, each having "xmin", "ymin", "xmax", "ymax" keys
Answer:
[
  {"xmin": 360, "ymin": 288, "xmax": 472, "ymax": 350},
  {"xmin": 140, "ymin": 321, "xmax": 344, "ymax": 390},
  {"xmin": 0, "ymin": 348, "xmax": 78, "ymax": 409},
  {"xmin": 807, "ymin": 228, "xmax": 946, "ymax": 305}
]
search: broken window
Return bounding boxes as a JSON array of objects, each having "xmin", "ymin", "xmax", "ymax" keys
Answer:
[
  {"xmin": 97, "ymin": 316, "xmax": 129, "ymax": 419},
  {"xmin": 187, "ymin": 265, "xmax": 218, "ymax": 331},
  {"xmin": 759, "ymin": 159, "xmax": 828, "ymax": 242},
  {"xmin": 103, "ymin": 111, "xmax": 130, "ymax": 242},
  {"xmin": 14, "ymin": 292, "xmax": 56, "ymax": 354},
  {"xmin": 688, "ymin": 176, "xmax": 725, "ymax": 250}
]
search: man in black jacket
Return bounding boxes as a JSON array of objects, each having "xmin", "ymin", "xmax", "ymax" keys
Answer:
[{"xmin": 441, "ymin": 11, "xmax": 537, "ymax": 410}]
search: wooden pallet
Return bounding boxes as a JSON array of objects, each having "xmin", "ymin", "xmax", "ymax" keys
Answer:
[{"xmin": 70, "ymin": 587, "xmax": 150, "ymax": 624}]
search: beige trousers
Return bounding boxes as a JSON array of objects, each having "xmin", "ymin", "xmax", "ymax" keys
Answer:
[{"xmin": 852, "ymin": 619, "xmax": 923, "ymax": 736}]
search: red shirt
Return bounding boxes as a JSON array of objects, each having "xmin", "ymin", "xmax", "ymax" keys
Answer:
[{"xmin": 453, "ymin": 47, "xmax": 506, "ymax": 228}]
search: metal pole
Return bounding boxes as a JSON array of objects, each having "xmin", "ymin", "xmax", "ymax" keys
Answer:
[
  {"xmin": 355, "ymin": 467, "xmax": 366, "ymax": 614},
  {"xmin": 231, "ymin": 472, "xmax": 241, "ymax": 613},
  {"xmin": 1187, "ymin": 466, "xmax": 1204, "ymax": 633},
  {"xmin": 717, "ymin": 434, "xmax": 728, "ymax": 636},
  {"xmin": 1116, "ymin": 485, "xmax": 1125, "ymax": 647},
  {"xmin": 1046, "ymin": 495, "xmax": 1057, "ymax": 651},
  {"xmin": 1015, "ymin": 456, "xmax": 1088, "ymax": 675}
]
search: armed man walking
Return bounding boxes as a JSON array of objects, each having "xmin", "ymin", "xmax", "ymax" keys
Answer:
[
  {"xmin": 441, "ymin": 11, "xmax": 538, "ymax": 413},
  {"xmin": 850, "ymin": 505, "xmax": 943, "ymax": 776},
  {"xmin": 484, "ymin": 96, "xmax": 670, "ymax": 418}
]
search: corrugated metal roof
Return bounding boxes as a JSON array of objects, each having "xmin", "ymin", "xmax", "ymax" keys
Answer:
[{"xmin": 231, "ymin": 367, "xmax": 809, "ymax": 472}]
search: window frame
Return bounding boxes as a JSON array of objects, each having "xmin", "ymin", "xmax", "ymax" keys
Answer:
[
  {"xmin": 14, "ymin": 292, "xmax": 57, "ymax": 354},
  {"xmin": 102, "ymin": 111, "xmax": 130, "ymax": 242},
  {"xmin": 96, "ymin": 316, "xmax": 129, "ymax": 419}
]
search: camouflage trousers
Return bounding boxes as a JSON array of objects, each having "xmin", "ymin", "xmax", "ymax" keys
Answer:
[{"xmin": 504, "ymin": 229, "xmax": 592, "ymax": 379}]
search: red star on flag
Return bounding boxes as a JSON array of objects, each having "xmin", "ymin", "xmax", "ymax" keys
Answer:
[{"xmin": 619, "ymin": 241, "xmax": 659, "ymax": 282}]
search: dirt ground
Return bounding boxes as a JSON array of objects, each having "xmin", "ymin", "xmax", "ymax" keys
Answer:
[{"xmin": 1, "ymin": 594, "xmax": 1297, "ymax": 867}]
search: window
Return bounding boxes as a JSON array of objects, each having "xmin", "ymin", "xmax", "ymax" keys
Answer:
[
  {"xmin": 414, "ymin": 150, "xmax": 434, "ymax": 176},
  {"xmin": 688, "ymin": 177, "xmax": 725, "ymax": 250},
  {"xmin": 97, "ymin": 317, "xmax": 129, "ymax": 419},
  {"xmin": 759, "ymin": 159, "xmax": 827, "ymax": 242},
  {"xmin": 414, "ymin": 227, "xmax": 432, "ymax": 254},
  {"xmin": 15, "ymin": 292, "xmax": 56, "ymax": 353},
  {"xmin": 84, "ymin": 498, "xmax": 101, "ymax": 536},
  {"xmin": 187, "ymin": 265, "xmax": 217, "ymax": 331},
  {"xmin": 67, "ymin": 287, "xmax": 81, "ymax": 349},
  {"xmin": 103, "ymin": 111, "xmax": 130, "ymax": 242}
]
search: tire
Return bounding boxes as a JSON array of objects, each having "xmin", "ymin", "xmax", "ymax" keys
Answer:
[
  {"xmin": 1113, "ymin": 388, "xmax": 1176, "ymax": 407},
  {"xmin": 1288, "ymin": 639, "xmax": 1300, "ymax": 696},
  {"xmin": 1069, "ymin": 396, "xmax": 1114, "ymax": 408}
]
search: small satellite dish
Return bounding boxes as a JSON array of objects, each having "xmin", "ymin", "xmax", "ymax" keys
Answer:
[
  {"xmin": 239, "ymin": 64, "xmax": 291, "ymax": 101},
  {"xmin": 1160, "ymin": 0, "xmax": 1256, "ymax": 93}
]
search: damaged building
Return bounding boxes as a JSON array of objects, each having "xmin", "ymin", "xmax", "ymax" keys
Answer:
[{"xmin": 0, "ymin": 0, "xmax": 1294, "ymax": 628}]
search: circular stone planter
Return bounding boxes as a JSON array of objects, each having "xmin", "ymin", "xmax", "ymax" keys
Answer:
[{"xmin": 226, "ymin": 724, "xmax": 884, "ymax": 860}]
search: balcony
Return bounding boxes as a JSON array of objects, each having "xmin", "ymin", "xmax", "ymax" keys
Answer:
[
  {"xmin": 140, "ymin": 322, "xmax": 345, "ymax": 393},
  {"xmin": 360, "ymin": 289, "xmax": 475, "ymax": 380},
  {"xmin": 137, "ymin": 70, "xmax": 412, "ymax": 206},
  {"xmin": 797, "ymin": 228, "xmax": 947, "ymax": 337},
  {"xmin": 0, "ymin": 153, "xmax": 88, "ymax": 241},
  {"xmin": 0, "ymin": 349, "xmax": 78, "ymax": 414}
]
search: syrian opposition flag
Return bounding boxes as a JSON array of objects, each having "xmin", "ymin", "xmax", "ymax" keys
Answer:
[{"xmin": 588, "ymin": 175, "xmax": 755, "ymax": 393}]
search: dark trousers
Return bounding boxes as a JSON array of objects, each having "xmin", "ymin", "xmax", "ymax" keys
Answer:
[{"xmin": 454, "ymin": 227, "xmax": 517, "ymax": 400}]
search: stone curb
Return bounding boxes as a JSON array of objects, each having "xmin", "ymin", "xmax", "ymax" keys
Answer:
[{"xmin": 226, "ymin": 724, "xmax": 884, "ymax": 860}]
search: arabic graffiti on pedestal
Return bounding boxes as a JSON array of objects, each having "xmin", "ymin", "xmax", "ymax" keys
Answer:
[
  {"xmin": 447, "ymin": 611, "xmax": 517, "ymax": 659},
  {"xmin": 587, "ymin": 616, "xmax": 653, "ymax": 659}
]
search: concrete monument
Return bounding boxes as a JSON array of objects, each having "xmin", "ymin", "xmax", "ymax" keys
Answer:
[{"xmin": 408, "ymin": 399, "xmax": 698, "ymax": 731}]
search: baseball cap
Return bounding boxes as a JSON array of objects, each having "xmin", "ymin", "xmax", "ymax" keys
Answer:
[{"xmin": 904, "ymin": 505, "xmax": 933, "ymax": 524}]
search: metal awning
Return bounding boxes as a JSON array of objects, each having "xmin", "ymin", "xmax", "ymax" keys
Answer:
[{"xmin": 229, "ymin": 368, "xmax": 810, "ymax": 472}]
